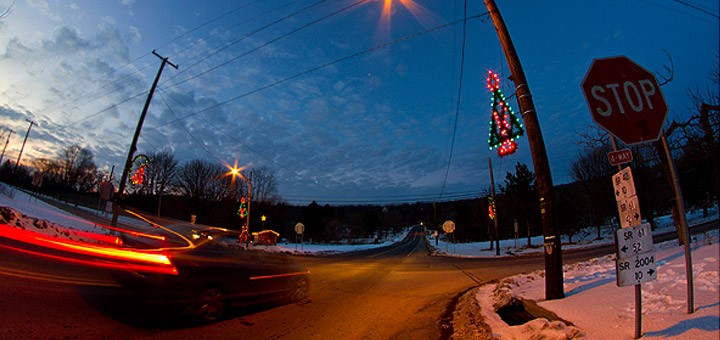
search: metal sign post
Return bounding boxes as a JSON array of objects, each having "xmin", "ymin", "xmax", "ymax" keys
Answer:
[
  {"xmin": 295, "ymin": 223, "xmax": 305, "ymax": 252},
  {"xmin": 612, "ymin": 167, "xmax": 656, "ymax": 339}
]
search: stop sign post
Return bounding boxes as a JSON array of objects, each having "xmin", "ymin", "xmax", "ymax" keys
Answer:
[{"xmin": 582, "ymin": 56, "xmax": 668, "ymax": 145}]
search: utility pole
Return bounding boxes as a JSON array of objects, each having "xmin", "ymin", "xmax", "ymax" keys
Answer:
[
  {"xmin": 111, "ymin": 50, "xmax": 177, "ymax": 227},
  {"xmin": 246, "ymin": 171, "xmax": 253, "ymax": 231},
  {"xmin": 0, "ymin": 128, "xmax": 12, "ymax": 166},
  {"xmin": 488, "ymin": 157, "xmax": 500, "ymax": 255},
  {"xmin": 484, "ymin": 0, "xmax": 564, "ymax": 299},
  {"xmin": 14, "ymin": 120, "xmax": 35, "ymax": 175}
]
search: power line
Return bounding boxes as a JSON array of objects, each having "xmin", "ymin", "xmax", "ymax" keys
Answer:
[
  {"xmin": 158, "ymin": 88, "xmax": 345, "ymax": 197},
  {"xmin": 156, "ymin": 89, "xmax": 226, "ymax": 164},
  {"xmin": 163, "ymin": 0, "xmax": 360, "ymax": 89},
  {"xmin": 158, "ymin": 13, "xmax": 488, "ymax": 127},
  {"xmin": 439, "ymin": 0, "xmax": 469, "ymax": 200},
  {"xmin": 163, "ymin": 0, "xmax": 303, "ymax": 71},
  {"xmin": 670, "ymin": 0, "xmax": 719, "ymax": 18}
]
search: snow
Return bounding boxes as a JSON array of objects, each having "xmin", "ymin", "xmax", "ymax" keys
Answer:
[{"xmin": 1, "ymin": 183, "xmax": 718, "ymax": 339}]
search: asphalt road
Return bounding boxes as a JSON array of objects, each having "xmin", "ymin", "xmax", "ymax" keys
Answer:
[{"xmin": 0, "ymin": 221, "xmax": 716, "ymax": 339}]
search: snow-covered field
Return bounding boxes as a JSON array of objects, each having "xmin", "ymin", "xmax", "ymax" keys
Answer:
[{"xmin": 1, "ymin": 183, "xmax": 718, "ymax": 339}]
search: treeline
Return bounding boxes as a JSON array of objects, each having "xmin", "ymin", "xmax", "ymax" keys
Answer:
[{"xmin": 1, "ymin": 79, "xmax": 717, "ymax": 243}]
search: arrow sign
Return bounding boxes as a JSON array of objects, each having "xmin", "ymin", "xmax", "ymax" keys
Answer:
[
  {"xmin": 613, "ymin": 167, "xmax": 636, "ymax": 201},
  {"xmin": 616, "ymin": 223, "xmax": 653, "ymax": 257},
  {"xmin": 617, "ymin": 252, "xmax": 658, "ymax": 286}
]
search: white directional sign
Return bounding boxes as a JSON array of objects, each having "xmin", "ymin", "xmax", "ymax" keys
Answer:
[
  {"xmin": 616, "ymin": 223, "xmax": 653, "ymax": 256},
  {"xmin": 613, "ymin": 167, "xmax": 636, "ymax": 201},
  {"xmin": 618, "ymin": 195, "xmax": 642, "ymax": 228},
  {"xmin": 615, "ymin": 223, "xmax": 656, "ymax": 287},
  {"xmin": 617, "ymin": 252, "xmax": 658, "ymax": 286}
]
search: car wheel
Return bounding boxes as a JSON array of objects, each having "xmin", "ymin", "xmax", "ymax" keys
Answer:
[
  {"xmin": 289, "ymin": 277, "xmax": 310, "ymax": 302},
  {"xmin": 194, "ymin": 286, "xmax": 226, "ymax": 322}
]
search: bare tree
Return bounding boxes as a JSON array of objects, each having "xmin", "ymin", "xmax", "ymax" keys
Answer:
[
  {"xmin": 59, "ymin": 145, "xmax": 98, "ymax": 192},
  {"xmin": 569, "ymin": 146, "xmax": 615, "ymax": 239},
  {"xmin": 176, "ymin": 159, "xmax": 228, "ymax": 203},
  {"xmin": 249, "ymin": 165, "xmax": 280, "ymax": 204},
  {"xmin": 142, "ymin": 149, "xmax": 179, "ymax": 216}
]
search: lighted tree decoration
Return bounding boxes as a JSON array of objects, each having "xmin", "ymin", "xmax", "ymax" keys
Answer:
[
  {"xmin": 486, "ymin": 70, "xmax": 524, "ymax": 157},
  {"xmin": 237, "ymin": 196, "xmax": 248, "ymax": 218},
  {"xmin": 130, "ymin": 154, "xmax": 149, "ymax": 186}
]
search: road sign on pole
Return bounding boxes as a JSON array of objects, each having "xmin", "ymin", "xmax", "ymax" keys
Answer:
[
  {"xmin": 608, "ymin": 149, "xmax": 633, "ymax": 166},
  {"xmin": 581, "ymin": 56, "xmax": 668, "ymax": 146},
  {"xmin": 618, "ymin": 195, "xmax": 642, "ymax": 228},
  {"xmin": 442, "ymin": 220, "xmax": 456, "ymax": 233},
  {"xmin": 616, "ymin": 223, "xmax": 657, "ymax": 287},
  {"xmin": 616, "ymin": 223, "xmax": 654, "ymax": 256},
  {"xmin": 617, "ymin": 252, "xmax": 658, "ymax": 287},
  {"xmin": 613, "ymin": 167, "xmax": 637, "ymax": 200}
]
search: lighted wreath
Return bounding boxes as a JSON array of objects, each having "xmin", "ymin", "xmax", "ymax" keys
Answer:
[{"xmin": 130, "ymin": 154, "xmax": 150, "ymax": 186}]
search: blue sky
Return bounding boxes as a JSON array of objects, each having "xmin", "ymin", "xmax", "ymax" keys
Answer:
[{"xmin": 0, "ymin": 0, "xmax": 717, "ymax": 205}]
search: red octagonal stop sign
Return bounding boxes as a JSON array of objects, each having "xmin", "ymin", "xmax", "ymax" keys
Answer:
[{"xmin": 581, "ymin": 56, "xmax": 668, "ymax": 145}]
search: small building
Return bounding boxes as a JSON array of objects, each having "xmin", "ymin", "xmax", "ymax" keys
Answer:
[{"xmin": 252, "ymin": 230, "xmax": 279, "ymax": 245}]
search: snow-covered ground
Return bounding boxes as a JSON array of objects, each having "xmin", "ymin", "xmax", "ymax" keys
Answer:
[{"xmin": 1, "ymin": 183, "xmax": 718, "ymax": 339}]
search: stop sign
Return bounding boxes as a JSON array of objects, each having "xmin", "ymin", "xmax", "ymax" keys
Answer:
[{"xmin": 581, "ymin": 56, "xmax": 668, "ymax": 145}]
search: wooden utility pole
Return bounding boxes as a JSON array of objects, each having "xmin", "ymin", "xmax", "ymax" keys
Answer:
[
  {"xmin": 0, "ymin": 128, "xmax": 12, "ymax": 166},
  {"xmin": 488, "ymin": 157, "xmax": 500, "ymax": 255},
  {"xmin": 14, "ymin": 120, "xmax": 35, "ymax": 174},
  {"xmin": 111, "ymin": 51, "xmax": 177, "ymax": 227},
  {"xmin": 485, "ymin": 0, "xmax": 564, "ymax": 299}
]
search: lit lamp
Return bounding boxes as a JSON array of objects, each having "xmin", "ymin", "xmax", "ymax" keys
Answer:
[{"xmin": 261, "ymin": 215, "xmax": 266, "ymax": 229}]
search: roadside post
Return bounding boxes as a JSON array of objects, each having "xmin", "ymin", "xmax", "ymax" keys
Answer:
[
  {"xmin": 442, "ymin": 220, "xmax": 455, "ymax": 253},
  {"xmin": 612, "ymin": 167, "xmax": 656, "ymax": 339},
  {"xmin": 295, "ymin": 223, "xmax": 304, "ymax": 252},
  {"xmin": 581, "ymin": 55, "xmax": 695, "ymax": 338}
]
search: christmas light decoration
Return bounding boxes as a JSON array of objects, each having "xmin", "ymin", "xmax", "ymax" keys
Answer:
[
  {"xmin": 130, "ymin": 154, "xmax": 150, "ymax": 186},
  {"xmin": 486, "ymin": 70, "xmax": 524, "ymax": 157},
  {"xmin": 488, "ymin": 196, "xmax": 496, "ymax": 220},
  {"xmin": 238, "ymin": 196, "xmax": 248, "ymax": 218}
]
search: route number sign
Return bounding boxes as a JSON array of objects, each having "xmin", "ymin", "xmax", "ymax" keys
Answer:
[
  {"xmin": 616, "ymin": 224, "xmax": 657, "ymax": 287},
  {"xmin": 618, "ymin": 195, "xmax": 642, "ymax": 228},
  {"xmin": 616, "ymin": 223, "xmax": 653, "ymax": 256},
  {"xmin": 617, "ymin": 253, "xmax": 658, "ymax": 286},
  {"xmin": 613, "ymin": 167, "xmax": 636, "ymax": 200}
]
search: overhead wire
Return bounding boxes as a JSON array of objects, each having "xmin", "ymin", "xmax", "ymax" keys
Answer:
[
  {"xmin": 163, "ymin": 0, "xmax": 361, "ymax": 89},
  {"xmin": 156, "ymin": 89, "xmax": 226, "ymax": 164},
  {"xmin": 158, "ymin": 13, "xmax": 489, "ymax": 127},
  {"xmin": 152, "ymin": 13, "xmax": 489, "ymax": 203},
  {"xmin": 669, "ymin": 0, "xmax": 719, "ymax": 18},
  {"xmin": 162, "ymin": 0, "xmax": 303, "ymax": 70},
  {"xmin": 439, "ymin": 0, "xmax": 469, "ymax": 200},
  {"xmin": 52, "ymin": 0, "xmax": 299, "ymax": 131},
  {"xmin": 158, "ymin": 88, "xmax": 345, "ymax": 196}
]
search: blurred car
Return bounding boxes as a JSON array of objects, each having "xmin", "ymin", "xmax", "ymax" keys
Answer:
[{"xmin": 112, "ymin": 227, "xmax": 310, "ymax": 323}]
